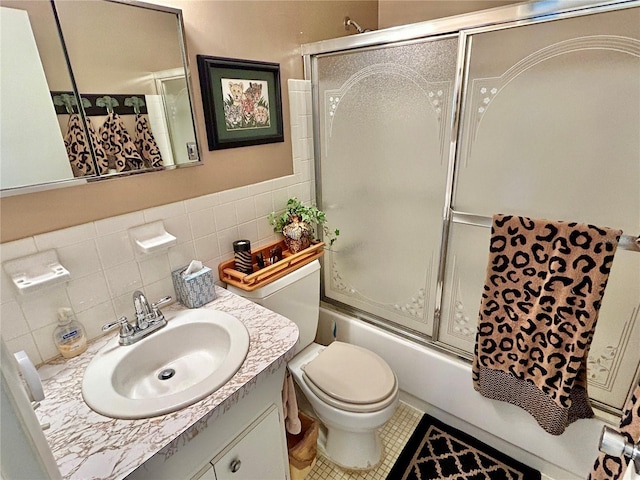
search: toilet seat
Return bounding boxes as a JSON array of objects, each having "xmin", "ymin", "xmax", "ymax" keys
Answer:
[{"xmin": 302, "ymin": 342, "xmax": 397, "ymax": 413}]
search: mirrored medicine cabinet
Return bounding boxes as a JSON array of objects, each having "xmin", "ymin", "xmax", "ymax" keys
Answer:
[{"xmin": 0, "ymin": 0, "xmax": 201, "ymax": 196}]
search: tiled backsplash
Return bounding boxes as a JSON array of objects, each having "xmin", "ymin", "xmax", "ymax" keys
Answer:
[{"xmin": 0, "ymin": 80, "xmax": 314, "ymax": 365}]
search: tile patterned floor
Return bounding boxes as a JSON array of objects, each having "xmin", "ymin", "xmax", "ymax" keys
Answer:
[{"xmin": 306, "ymin": 402, "xmax": 423, "ymax": 480}]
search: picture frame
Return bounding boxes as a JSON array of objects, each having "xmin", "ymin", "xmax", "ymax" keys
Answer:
[{"xmin": 196, "ymin": 55, "xmax": 284, "ymax": 150}]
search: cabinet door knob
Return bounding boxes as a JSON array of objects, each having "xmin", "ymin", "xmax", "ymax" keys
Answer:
[{"xmin": 229, "ymin": 458, "xmax": 242, "ymax": 473}]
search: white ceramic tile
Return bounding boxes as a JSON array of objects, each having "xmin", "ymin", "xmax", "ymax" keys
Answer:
[
  {"xmin": 238, "ymin": 221, "xmax": 258, "ymax": 245},
  {"xmin": 301, "ymin": 181, "xmax": 312, "ymax": 203},
  {"xmin": 299, "ymin": 160, "xmax": 312, "ymax": 182},
  {"xmin": 0, "ymin": 271, "xmax": 18, "ymax": 305},
  {"xmin": 76, "ymin": 301, "xmax": 116, "ymax": 341},
  {"xmin": 217, "ymin": 227, "xmax": 240, "ymax": 258},
  {"xmin": 0, "ymin": 237, "xmax": 38, "ymax": 263},
  {"xmin": 291, "ymin": 125, "xmax": 302, "ymax": 161},
  {"xmin": 273, "ymin": 175, "xmax": 296, "ymax": 190},
  {"xmin": 163, "ymin": 214, "xmax": 192, "ymax": 244},
  {"xmin": 34, "ymin": 223, "xmax": 96, "ymax": 250},
  {"xmin": 96, "ymin": 231, "xmax": 135, "ymax": 269},
  {"xmin": 298, "ymin": 114, "xmax": 309, "ymax": 139},
  {"xmin": 112, "ymin": 291, "xmax": 137, "ymax": 321},
  {"xmin": 273, "ymin": 187, "xmax": 290, "ymax": 212},
  {"xmin": 143, "ymin": 201, "xmax": 186, "ymax": 222},
  {"xmin": 214, "ymin": 203, "xmax": 237, "ymax": 231},
  {"xmin": 4, "ymin": 333, "xmax": 42, "ymax": 365},
  {"xmin": 143, "ymin": 277, "xmax": 175, "ymax": 308},
  {"xmin": 185, "ymin": 192, "xmax": 219, "ymax": 213},
  {"xmin": 57, "ymin": 240, "xmax": 102, "ymax": 279},
  {"xmin": 248, "ymin": 179, "xmax": 274, "ymax": 196},
  {"xmin": 168, "ymin": 241, "xmax": 197, "ymax": 270},
  {"xmin": 67, "ymin": 272, "xmax": 111, "ymax": 313},
  {"xmin": 194, "ymin": 234, "xmax": 220, "ymax": 263},
  {"xmin": 32, "ymin": 322, "xmax": 59, "ymax": 363},
  {"xmin": 138, "ymin": 254, "xmax": 171, "ymax": 286},
  {"xmin": 235, "ymin": 197, "xmax": 256, "ymax": 224},
  {"xmin": 94, "ymin": 212, "xmax": 145, "ymax": 236},
  {"xmin": 254, "ymin": 192, "xmax": 274, "ymax": 218},
  {"xmin": 189, "ymin": 208, "xmax": 216, "ymax": 240},
  {"xmin": 288, "ymin": 183, "xmax": 305, "ymax": 202},
  {"xmin": 303, "ymin": 137, "xmax": 314, "ymax": 161},
  {"xmin": 218, "ymin": 186, "xmax": 248, "ymax": 204},
  {"xmin": 203, "ymin": 257, "xmax": 223, "ymax": 282},
  {"xmin": 257, "ymin": 216, "xmax": 276, "ymax": 241},
  {"xmin": 104, "ymin": 263, "xmax": 143, "ymax": 298},
  {"xmin": 19, "ymin": 285, "xmax": 71, "ymax": 331},
  {"xmin": 0, "ymin": 301, "xmax": 29, "ymax": 340}
]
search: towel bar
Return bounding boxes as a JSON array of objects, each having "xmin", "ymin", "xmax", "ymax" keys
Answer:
[{"xmin": 451, "ymin": 211, "xmax": 640, "ymax": 252}]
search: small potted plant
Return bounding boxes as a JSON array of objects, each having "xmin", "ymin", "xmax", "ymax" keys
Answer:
[{"xmin": 268, "ymin": 198, "xmax": 339, "ymax": 253}]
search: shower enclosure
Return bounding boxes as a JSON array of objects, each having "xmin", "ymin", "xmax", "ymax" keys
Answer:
[{"xmin": 303, "ymin": 0, "xmax": 640, "ymax": 413}]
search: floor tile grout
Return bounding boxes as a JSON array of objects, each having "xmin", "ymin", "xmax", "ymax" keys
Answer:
[{"xmin": 306, "ymin": 402, "xmax": 423, "ymax": 480}]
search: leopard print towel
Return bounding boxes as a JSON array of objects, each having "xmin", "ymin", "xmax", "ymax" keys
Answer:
[
  {"xmin": 472, "ymin": 214, "xmax": 622, "ymax": 435},
  {"xmin": 99, "ymin": 112, "xmax": 143, "ymax": 172},
  {"xmin": 588, "ymin": 379, "xmax": 640, "ymax": 480},
  {"xmin": 64, "ymin": 115, "xmax": 109, "ymax": 177},
  {"xmin": 134, "ymin": 114, "xmax": 163, "ymax": 169}
]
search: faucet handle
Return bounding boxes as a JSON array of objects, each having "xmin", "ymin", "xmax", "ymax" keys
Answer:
[
  {"xmin": 102, "ymin": 316, "xmax": 135, "ymax": 338},
  {"xmin": 151, "ymin": 296, "xmax": 172, "ymax": 318}
]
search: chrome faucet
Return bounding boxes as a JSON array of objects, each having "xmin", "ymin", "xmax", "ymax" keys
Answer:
[{"xmin": 102, "ymin": 291, "xmax": 172, "ymax": 346}]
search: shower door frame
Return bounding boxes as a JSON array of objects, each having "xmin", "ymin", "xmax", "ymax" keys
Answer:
[{"xmin": 303, "ymin": 0, "xmax": 640, "ymax": 415}]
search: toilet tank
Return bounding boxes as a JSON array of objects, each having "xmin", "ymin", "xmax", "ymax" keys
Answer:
[{"xmin": 227, "ymin": 259, "xmax": 320, "ymax": 353}]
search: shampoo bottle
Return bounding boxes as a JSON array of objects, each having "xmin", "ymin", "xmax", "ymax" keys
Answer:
[{"xmin": 53, "ymin": 308, "xmax": 87, "ymax": 359}]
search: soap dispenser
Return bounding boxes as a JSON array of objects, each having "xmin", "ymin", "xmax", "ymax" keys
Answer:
[{"xmin": 53, "ymin": 308, "xmax": 87, "ymax": 359}]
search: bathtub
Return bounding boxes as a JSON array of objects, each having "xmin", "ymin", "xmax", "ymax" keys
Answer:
[{"xmin": 317, "ymin": 304, "xmax": 612, "ymax": 480}]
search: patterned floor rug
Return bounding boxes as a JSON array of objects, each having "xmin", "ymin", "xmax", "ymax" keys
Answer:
[{"xmin": 386, "ymin": 414, "xmax": 541, "ymax": 480}]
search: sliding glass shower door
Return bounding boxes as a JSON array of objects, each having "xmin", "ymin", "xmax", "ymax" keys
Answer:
[
  {"xmin": 314, "ymin": 37, "xmax": 459, "ymax": 335},
  {"xmin": 438, "ymin": 7, "xmax": 640, "ymax": 410},
  {"xmin": 308, "ymin": 2, "xmax": 639, "ymax": 411}
]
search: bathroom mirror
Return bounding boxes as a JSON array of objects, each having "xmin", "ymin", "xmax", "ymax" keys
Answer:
[{"xmin": 0, "ymin": 0, "xmax": 200, "ymax": 196}]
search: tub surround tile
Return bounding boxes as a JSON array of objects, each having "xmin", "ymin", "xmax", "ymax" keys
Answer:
[{"xmin": 36, "ymin": 287, "xmax": 298, "ymax": 480}]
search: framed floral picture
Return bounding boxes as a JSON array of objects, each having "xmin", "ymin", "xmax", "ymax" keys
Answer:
[{"xmin": 197, "ymin": 55, "xmax": 284, "ymax": 150}]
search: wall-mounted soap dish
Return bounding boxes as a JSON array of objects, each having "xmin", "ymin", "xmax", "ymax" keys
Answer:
[
  {"xmin": 129, "ymin": 220, "xmax": 177, "ymax": 255},
  {"xmin": 3, "ymin": 250, "xmax": 71, "ymax": 294}
]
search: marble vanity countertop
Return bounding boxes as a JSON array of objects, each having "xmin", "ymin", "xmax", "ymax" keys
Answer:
[{"xmin": 36, "ymin": 287, "xmax": 299, "ymax": 480}]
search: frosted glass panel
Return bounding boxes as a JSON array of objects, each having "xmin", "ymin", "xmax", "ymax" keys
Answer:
[
  {"xmin": 442, "ymin": 8, "xmax": 640, "ymax": 409},
  {"xmin": 455, "ymin": 8, "xmax": 640, "ymax": 232},
  {"xmin": 317, "ymin": 38, "xmax": 458, "ymax": 334}
]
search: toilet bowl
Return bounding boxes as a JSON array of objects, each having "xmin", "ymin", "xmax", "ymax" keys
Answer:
[
  {"xmin": 227, "ymin": 259, "xmax": 398, "ymax": 470},
  {"xmin": 288, "ymin": 342, "xmax": 399, "ymax": 470}
]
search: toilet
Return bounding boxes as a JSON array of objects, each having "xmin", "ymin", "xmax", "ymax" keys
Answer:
[{"xmin": 227, "ymin": 259, "xmax": 399, "ymax": 470}]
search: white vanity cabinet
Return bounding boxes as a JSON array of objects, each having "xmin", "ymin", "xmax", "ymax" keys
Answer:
[
  {"xmin": 127, "ymin": 364, "xmax": 290, "ymax": 480},
  {"xmin": 194, "ymin": 406, "xmax": 288, "ymax": 480}
]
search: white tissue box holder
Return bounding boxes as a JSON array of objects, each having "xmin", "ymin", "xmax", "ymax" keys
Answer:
[{"xmin": 171, "ymin": 265, "xmax": 217, "ymax": 308}]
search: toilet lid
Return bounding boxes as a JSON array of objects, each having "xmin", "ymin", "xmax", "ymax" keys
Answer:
[{"xmin": 302, "ymin": 342, "xmax": 396, "ymax": 405}]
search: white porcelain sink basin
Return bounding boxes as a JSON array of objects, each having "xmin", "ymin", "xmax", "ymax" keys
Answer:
[{"xmin": 82, "ymin": 309, "xmax": 250, "ymax": 419}]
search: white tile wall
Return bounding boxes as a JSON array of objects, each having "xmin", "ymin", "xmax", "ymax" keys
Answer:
[{"xmin": 0, "ymin": 80, "xmax": 315, "ymax": 365}]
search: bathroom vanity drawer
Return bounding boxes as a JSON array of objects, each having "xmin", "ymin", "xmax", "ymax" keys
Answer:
[{"xmin": 211, "ymin": 405, "xmax": 287, "ymax": 480}]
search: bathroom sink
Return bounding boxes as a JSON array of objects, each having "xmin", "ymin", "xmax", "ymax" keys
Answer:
[{"xmin": 82, "ymin": 309, "xmax": 250, "ymax": 419}]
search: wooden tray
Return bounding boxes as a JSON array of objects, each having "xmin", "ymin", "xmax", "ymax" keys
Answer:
[{"xmin": 218, "ymin": 240, "xmax": 324, "ymax": 291}]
